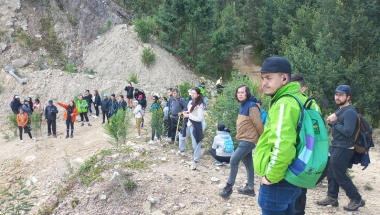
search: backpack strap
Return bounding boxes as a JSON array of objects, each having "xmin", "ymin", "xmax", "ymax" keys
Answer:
[
  {"xmin": 353, "ymin": 115, "xmax": 361, "ymax": 142},
  {"xmin": 274, "ymin": 94, "xmax": 304, "ymax": 133}
]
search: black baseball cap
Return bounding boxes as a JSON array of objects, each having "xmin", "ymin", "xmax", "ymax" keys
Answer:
[
  {"xmin": 335, "ymin": 85, "xmax": 351, "ymax": 95},
  {"xmin": 253, "ymin": 56, "xmax": 292, "ymax": 73}
]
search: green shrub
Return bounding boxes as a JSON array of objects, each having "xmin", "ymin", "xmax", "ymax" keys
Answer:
[
  {"xmin": 141, "ymin": 47, "xmax": 156, "ymax": 67},
  {"xmin": 8, "ymin": 114, "xmax": 18, "ymax": 136},
  {"xmin": 83, "ymin": 68, "xmax": 95, "ymax": 74},
  {"xmin": 65, "ymin": 62, "xmax": 77, "ymax": 73},
  {"xmin": 40, "ymin": 14, "xmax": 64, "ymax": 59},
  {"xmin": 30, "ymin": 113, "xmax": 42, "ymax": 138},
  {"xmin": 134, "ymin": 17, "xmax": 155, "ymax": 43},
  {"xmin": 107, "ymin": 19, "xmax": 112, "ymax": 29},
  {"xmin": 0, "ymin": 181, "xmax": 37, "ymax": 214},
  {"xmin": 127, "ymin": 73, "xmax": 139, "ymax": 84},
  {"xmin": 0, "ymin": 83, "xmax": 3, "ymax": 94},
  {"xmin": 15, "ymin": 29, "xmax": 40, "ymax": 51},
  {"xmin": 179, "ymin": 81, "xmax": 192, "ymax": 98},
  {"xmin": 123, "ymin": 179, "xmax": 137, "ymax": 191},
  {"xmin": 99, "ymin": 26, "xmax": 106, "ymax": 34},
  {"xmin": 151, "ymin": 106, "xmax": 165, "ymax": 138},
  {"xmin": 105, "ymin": 110, "xmax": 132, "ymax": 149}
]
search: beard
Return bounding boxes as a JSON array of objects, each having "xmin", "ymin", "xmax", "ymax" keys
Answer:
[{"xmin": 336, "ymin": 98, "xmax": 348, "ymax": 106}]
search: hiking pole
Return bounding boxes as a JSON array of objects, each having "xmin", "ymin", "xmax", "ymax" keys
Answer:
[{"xmin": 174, "ymin": 114, "xmax": 182, "ymax": 145}]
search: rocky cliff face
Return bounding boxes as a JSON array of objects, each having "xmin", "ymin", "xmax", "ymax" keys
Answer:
[{"xmin": 0, "ymin": 0, "xmax": 131, "ymax": 66}]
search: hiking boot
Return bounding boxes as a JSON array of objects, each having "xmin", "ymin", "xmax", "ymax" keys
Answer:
[
  {"xmin": 343, "ymin": 199, "xmax": 365, "ymax": 211},
  {"xmin": 48, "ymin": 133, "xmax": 52, "ymax": 136},
  {"xmin": 317, "ymin": 196, "xmax": 339, "ymax": 207},
  {"xmin": 65, "ymin": 135, "xmax": 69, "ymax": 139},
  {"xmin": 81, "ymin": 122, "xmax": 84, "ymax": 126},
  {"xmin": 53, "ymin": 134, "xmax": 57, "ymax": 138},
  {"xmin": 70, "ymin": 134, "xmax": 73, "ymax": 138},
  {"xmin": 88, "ymin": 123, "xmax": 92, "ymax": 126},
  {"xmin": 219, "ymin": 183, "xmax": 233, "ymax": 198},
  {"xmin": 237, "ymin": 184, "xmax": 256, "ymax": 197},
  {"xmin": 215, "ymin": 161, "xmax": 223, "ymax": 166}
]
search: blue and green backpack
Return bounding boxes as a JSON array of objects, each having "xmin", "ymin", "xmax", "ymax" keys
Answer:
[{"xmin": 283, "ymin": 95, "xmax": 329, "ymax": 188}]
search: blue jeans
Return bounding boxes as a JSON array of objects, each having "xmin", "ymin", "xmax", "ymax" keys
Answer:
[
  {"xmin": 179, "ymin": 125, "xmax": 201, "ymax": 162},
  {"xmin": 227, "ymin": 141, "xmax": 255, "ymax": 188},
  {"xmin": 203, "ymin": 97, "xmax": 207, "ymax": 109},
  {"xmin": 258, "ymin": 180, "xmax": 301, "ymax": 215}
]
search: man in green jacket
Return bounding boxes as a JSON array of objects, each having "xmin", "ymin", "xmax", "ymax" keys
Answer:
[
  {"xmin": 253, "ymin": 56, "xmax": 307, "ymax": 214},
  {"xmin": 76, "ymin": 95, "xmax": 92, "ymax": 126}
]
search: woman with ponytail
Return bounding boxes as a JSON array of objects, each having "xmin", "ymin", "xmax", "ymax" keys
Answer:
[{"xmin": 178, "ymin": 87, "xmax": 205, "ymax": 170}]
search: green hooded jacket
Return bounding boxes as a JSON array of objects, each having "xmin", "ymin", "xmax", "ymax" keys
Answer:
[
  {"xmin": 254, "ymin": 82, "xmax": 308, "ymax": 183},
  {"xmin": 76, "ymin": 99, "xmax": 89, "ymax": 113}
]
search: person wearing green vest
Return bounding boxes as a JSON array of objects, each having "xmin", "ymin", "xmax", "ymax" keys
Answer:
[
  {"xmin": 198, "ymin": 82, "xmax": 207, "ymax": 110},
  {"xmin": 254, "ymin": 56, "xmax": 308, "ymax": 214},
  {"xmin": 76, "ymin": 95, "xmax": 92, "ymax": 126}
]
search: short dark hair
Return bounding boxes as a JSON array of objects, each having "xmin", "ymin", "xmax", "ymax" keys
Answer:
[
  {"xmin": 86, "ymin": 90, "xmax": 89, "ymax": 93},
  {"xmin": 235, "ymin": 85, "xmax": 252, "ymax": 102},
  {"xmin": 167, "ymin": 88, "xmax": 172, "ymax": 91},
  {"xmin": 111, "ymin": 93, "xmax": 115, "ymax": 97},
  {"xmin": 119, "ymin": 95, "xmax": 124, "ymax": 99},
  {"xmin": 162, "ymin": 96, "xmax": 167, "ymax": 101},
  {"xmin": 171, "ymin": 88, "xmax": 179, "ymax": 93},
  {"xmin": 291, "ymin": 74, "xmax": 305, "ymax": 87}
]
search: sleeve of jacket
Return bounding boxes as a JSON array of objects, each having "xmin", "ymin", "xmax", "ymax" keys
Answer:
[
  {"xmin": 249, "ymin": 107, "xmax": 264, "ymax": 136},
  {"xmin": 180, "ymin": 98, "xmax": 188, "ymax": 111},
  {"xmin": 73, "ymin": 107, "xmax": 79, "ymax": 117},
  {"xmin": 54, "ymin": 105, "xmax": 58, "ymax": 113},
  {"xmin": 44, "ymin": 107, "xmax": 48, "ymax": 119},
  {"xmin": 189, "ymin": 106, "xmax": 203, "ymax": 122},
  {"xmin": 265, "ymin": 102, "xmax": 298, "ymax": 183},
  {"xmin": 23, "ymin": 114, "xmax": 29, "ymax": 127},
  {"xmin": 58, "ymin": 102, "xmax": 68, "ymax": 109},
  {"xmin": 331, "ymin": 110, "xmax": 357, "ymax": 138}
]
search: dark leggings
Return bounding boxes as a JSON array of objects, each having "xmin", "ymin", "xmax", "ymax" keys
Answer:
[
  {"xmin": 94, "ymin": 104, "xmax": 99, "ymax": 116},
  {"xmin": 18, "ymin": 126, "xmax": 32, "ymax": 140},
  {"xmin": 102, "ymin": 111, "xmax": 109, "ymax": 123},
  {"xmin": 80, "ymin": 112, "xmax": 89, "ymax": 122},
  {"xmin": 66, "ymin": 120, "xmax": 74, "ymax": 131}
]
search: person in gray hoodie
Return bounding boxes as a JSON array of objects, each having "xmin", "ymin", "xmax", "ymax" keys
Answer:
[{"xmin": 317, "ymin": 85, "xmax": 365, "ymax": 211}]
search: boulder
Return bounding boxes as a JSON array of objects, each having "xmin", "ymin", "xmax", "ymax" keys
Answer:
[{"xmin": 12, "ymin": 59, "xmax": 28, "ymax": 68}]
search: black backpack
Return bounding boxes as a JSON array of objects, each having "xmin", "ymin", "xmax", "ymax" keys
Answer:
[{"xmin": 353, "ymin": 115, "xmax": 375, "ymax": 153}]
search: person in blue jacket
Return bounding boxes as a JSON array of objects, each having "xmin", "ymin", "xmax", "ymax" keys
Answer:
[{"xmin": 256, "ymin": 99, "xmax": 267, "ymax": 124}]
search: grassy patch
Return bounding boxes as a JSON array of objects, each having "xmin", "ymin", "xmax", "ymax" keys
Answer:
[
  {"xmin": 123, "ymin": 159, "xmax": 149, "ymax": 170},
  {"xmin": 40, "ymin": 13, "xmax": 65, "ymax": 61},
  {"xmin": 123, "ymin": 179, "xmax": 137, "ymax": 191},
  {"xmin": 126, "ymin": 72, "xmax": 139, "ymax": 84},
  {"xmin": 83, "ymin": 68, "xmax": 96, "ymax": 74},
  {"xmin": 15, "ymin": 28, "xmax": 40, "ymax": 51},
  {"xmin": 364, "ymin": 182, "xmax": 373, "ymax": 191},
  {"xmin": 65, "ymin": 62, "xmax": 77, "ymax": 73}
]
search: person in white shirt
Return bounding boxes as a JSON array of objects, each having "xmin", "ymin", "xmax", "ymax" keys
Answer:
[{"xmin": 133, "ymin": 100, "xmax": 143, "ymax": 139}]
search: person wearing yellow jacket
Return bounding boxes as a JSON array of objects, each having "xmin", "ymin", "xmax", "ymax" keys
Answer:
[
  {"xmin": 254, "ymin": 56, "xmax": 307, "ymax": 214},
  {"xmin": 76, "ymin": 95, "xmax": 91, "ymax": 126}
]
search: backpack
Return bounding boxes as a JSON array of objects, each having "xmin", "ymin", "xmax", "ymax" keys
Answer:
[
  {"xmin": 280, "ymin": 95, "xmax": 329, "ymax": 189},
  {"xmin": 353, "ymin": 115, "xmax": 375, "ymax": 154},
  {"xmin": 224, "ymin": 137, "xmax": 234, "ymax": 153}
]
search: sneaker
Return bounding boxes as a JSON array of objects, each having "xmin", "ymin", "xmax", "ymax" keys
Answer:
[
  {"xmin": 156, "ymin": 139, "xmax": 161, "ymax": 143},
  {"xmin": 70, "ymin": 134, "xmax": 73, "ymax": 138},
  {"xmin": 31, "ymin": 138, "xmax": 36, "ymax": 141},
  {"xmin": 165, "ymin": 137, "xmax": 171, "ymax": 142},
  {"xmin": 237, "ymin": 184, "xmax": 256, "ymax": 197},
  {"xmin": 65, "ymin": 135, "xmax": 69, "ymax": 139},
  {"xmin": 343, "ymin": 199, "xmax": 365, "ymax": 211},
  {"xmin": 219, "ymin": 184, "xmax": 233, "ymax": 198},
  {"xmin": 191, "ymin": 162, "xmax": 196, "ymax": 170},
  {"xmin": 102, "ymin": 122, "xmax": 105, "ymax": 124},
  {"xmin": 136, "ymin": 136, "xmax": 142, "ymax": 139},
  {"xmin": 53, "ymin": 134, "xmax": 57, "ymax": 138},
  {"xmin": 48, "ymin": 133, "xmax": 52, "ymax": 136},
  {"xmin": 317, "ymin": 196, "xmax": 339, "ymax": 207},
  {"xmin": 178, "ymin": 150, "xmax": 185, "ymax": 156},
  {"xmin": 20, "ymin": 140, "xmax": 24, "ymax": 143},
  {"xmin": 215, "ymin": 161, "xmax": 223, "ymax": 166},
  {"xmin": 148, "ymin": 140, "xmax": 154, "ymax": 144},
  {"xmin": 88, "ymin": 123, "xmax": 92, "ymax": 126},
  {"xmin": 81, "ymin": 123, "xmax": 84, "ymax": 126}
]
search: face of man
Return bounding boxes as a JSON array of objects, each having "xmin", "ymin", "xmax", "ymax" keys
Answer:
[
  {"xmin": 334, "ymin": 92, "xmax": 349, "ymax": 106},
  {"xmin": 167, "ymin": 90, "xmax": 172, "ymax": 96},
  {"xmin": 236, "ymin": 87, "xmax": 247, "ymax": 102},
  {"xmin": 119, "ymin": 96, "xmax": 123, "ymax": 101},
  {"xmin": 111, "ymin": 96, "xmax": 115, "ymax": 100},
  {"xmin": 172, "ymin": 91, "xmax": 179, "ymax": 98},
  {"xmin": 85, "ymin": 91, "xmax": 89, "ymax": 95},
  {"xmin": 79, "ymin": 96, "xmax": 83, "ymax": 101},
  {"xmin": 261, "ymin": 73, "xmax": 287, "ymax": 96}
]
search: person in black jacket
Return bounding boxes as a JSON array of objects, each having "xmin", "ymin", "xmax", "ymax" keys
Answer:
[
  {"xmin": 109, "ymin": 94, "xmax": 119, "ymax": 117},
  {"xmin": 28, "ymin": 97, "xmax": 34, "ymax": 113},
  {"xmin": 45, "ymin": 100, "xmax": 58, "ymax": 137},
  {"xmin": 101, "ymin": 94, "xmax": 111, "ymax": 124},
  {"xmin": 11, "ymin": 96, "xmax": 23, "ymax": 114},
  {"xmin": 93, "ymin": 90, "xmax": 101, "ymax": 118},
  {"xmin": 84, "ymin": 90, "xmax": 93, "ymax": 116},
  {"xmin": 118, "ymin": 95, "xmax": 127, "ymax": 111},
  {"xmin": 124, "ymin": 83, "xmax": 134, "ymax": 111},
  {"xmin": 134, "ymin": 88, "xmax": 146, "ymax": 100}
]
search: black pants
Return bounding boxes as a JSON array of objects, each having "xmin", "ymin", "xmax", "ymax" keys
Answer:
[
  {"xmin": 295, "ymin": 157, "xmax": 330, "ymax": 215},
  {"xmin": 102, "ymin": 111, "xmax": 109, "ymax": 123},
  {"xmin": 66, "ymin": 120, "xmax": 74, "ymax": 134},
  {"xmin": 79, "ymin": 112, "xmax": 89, "ymax": 122},
  {"xmin": 170, "ymin": 116, "xmax": 178, "ymax": 141},
  {"xmin": 47, "ymin": 120, "xmax": 56, "ymax": 135},
  {"xmin": 167, "ymin": 116, "xmax": 171, "ymax": 137},
  {"xmin": 18, "ymin": 126, "xmax": 32, "ymax": 140},
  {"xmin": 327, "ymin": 146, "xmax": 361, "ymax": 201},
  {"xmin": 210, "ymin": 148, "xmax": 231, "ymax": 163},
  {"xmin": 94, "ymin": 104, "xmax": 99, "ymax": 116}
]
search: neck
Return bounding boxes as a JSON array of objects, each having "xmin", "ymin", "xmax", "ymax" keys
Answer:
[{"xmin": 339, "ymin": 102, "xmax": 350, "ymax": 108}]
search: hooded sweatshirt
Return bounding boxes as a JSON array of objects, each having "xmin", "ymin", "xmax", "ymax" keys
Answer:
[{"xmin": 235, "ymin": 95, "xmax": 264, "ymax": 143}]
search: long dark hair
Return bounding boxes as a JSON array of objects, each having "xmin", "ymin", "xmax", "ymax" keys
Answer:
[
  {"xmin": 235, "ymin": 85, "xmax": 252, "ymax": 102},
  {"xmin": 190, "ymin": 87, "xmax": 203, "ymax": 112}
]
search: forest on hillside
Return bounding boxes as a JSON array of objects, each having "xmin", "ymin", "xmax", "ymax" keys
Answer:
[{"xmin": 115, "ymin": 0, "xmax": 380, "ymax": 126}]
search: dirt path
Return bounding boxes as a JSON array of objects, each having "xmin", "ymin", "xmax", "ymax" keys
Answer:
[{"xmin": 232, "ymin": 45, "xmax": 262, "ymax": 84}]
